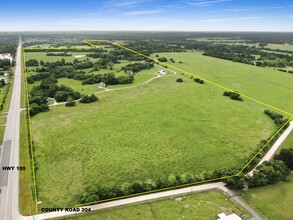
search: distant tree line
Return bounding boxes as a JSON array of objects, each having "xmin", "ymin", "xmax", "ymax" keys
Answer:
[
  {"xmin": 46, "ymin": 52, "xmax": 72, "ymax": 56},
  {"xmin": 121, "ymin": 62, "xmax": 154, "ymax": 73},
  {"xmin": 80, "ymin": 165, "xmax": 241, "ymax": 204}
]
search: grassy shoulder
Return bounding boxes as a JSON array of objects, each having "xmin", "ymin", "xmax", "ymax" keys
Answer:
[
  {"xmin": 52, "ymin": 190, "xmax": 251, "ymax": 220},
  {"xmin": 19, "ymin": 111, "xmax": 34, "ymax": 216},
  {"xmin": 32, "ymin": 73, "xmax": 275, "ymax": 207},
  {"xmin": 240, "ymin": 174, "xmax": 293, "ymax": 220},
  {"xmin": 151, "ymin": 52, "xmax": 293, "ymax": 113},
  {"xmin": 279, "ymin": 131, "xmax": 293, "ymax": 150},
  {"xmin": 0, "ymin": 80, "xmax": 13, "ymax": 144}
]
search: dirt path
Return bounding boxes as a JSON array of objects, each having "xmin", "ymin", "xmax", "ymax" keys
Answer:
[{"xmin": 49, "ymin": 68, "xmax": 176, "ymax": 107}]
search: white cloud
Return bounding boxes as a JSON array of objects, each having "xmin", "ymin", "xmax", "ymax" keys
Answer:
[
  {"xmin": 124, "ymin": 9, "xmax": 163, "ymax": 15},
  {"xmin": 239, "ymin": 16, "xmax": 262, "ymax": 20},
  {"xmin": 199, "ymin": 18, "xmax": 226, "ymax": 22},
  {"xmin": 198, "ymin": 16, "xmax": 263, "ymax": 23},
  {"xmin": 187, "ymin": 0, "xmax": 231, "ymax": 7},
  {"xmin": 104, "ymin": 0, "xmax": 149, "ymax": 8}
]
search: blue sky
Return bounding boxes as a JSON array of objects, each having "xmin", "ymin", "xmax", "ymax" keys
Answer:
[{"xmin": 1, "ymin": 0, "xmax": 293, "ymax": 31}]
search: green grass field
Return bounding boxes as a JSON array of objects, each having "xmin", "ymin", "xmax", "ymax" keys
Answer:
[
  {"xmin": 53, "ymin": 190, "xmax": 251, "ymax": 220},
  {"xmin": 279, "ymin": 131, "xmax": 293, "ymax": 150},
  {"xmin": 31, "ymin": 71, "xmax": 275, "ymax": 207},
  {"xmin": 25, "ymin": 52, "xmax": 89, "ymax": 63},
  {"xmin": 241, "ymin": 174, "xmax": 293, "ymax": 220},
  {"xmin": 265, "ymin": 43, "xmax": 293, "ymax": 51},
  {"xmin": 151, "ymin": 52, "xmax": 293, "ymax": 114}
]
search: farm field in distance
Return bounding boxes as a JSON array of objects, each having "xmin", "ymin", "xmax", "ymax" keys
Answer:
[
  {"xmin": 151, "ymin": 51, "xmax": 293, "ymax": 114},
  {"xmin": 23, "ymin": 43, "xmax": 282, "ymax": 208},
  {"xmin": 53, "ymin": 190, "xmax": 251, "ymax": 220}
]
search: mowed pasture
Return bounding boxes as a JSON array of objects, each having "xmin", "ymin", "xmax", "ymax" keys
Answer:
[
  {"xmin": 265, "ymin": 43, "xmax": 293, "ymax": 51},
  {"xmin": 151, "ymin": 52, "xmax": 293, "ymax": 114},
  {"xmin": 241, "ymin": 174, "xmax": 293, "ymax": 220},
  {"xmin": 31, "ymin": 71, "xmax": 276, "ymax": 206},
  {"xmin": 54, "ymin": 190, "xmax": 251, "ymax": 220}
]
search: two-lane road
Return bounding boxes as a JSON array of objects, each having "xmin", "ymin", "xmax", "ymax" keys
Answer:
[{"xmin": 0, "ymin": 38, "xmax": 22, "ymax": 220}]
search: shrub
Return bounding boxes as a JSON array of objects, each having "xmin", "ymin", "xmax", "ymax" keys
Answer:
[
  {"xmin": 176, "ymin": 78, "xmax": 183, "ymax": 83},
  {"xmin": 223, "ymin": 91, "xmax": 243, "ymax": 101},
  {"xmin": 80, "ymin": 94, "xmax": 98, "ymax": 103},
  {"xmin": 65, "ymin": 97, "xmax": 76, "ymax": 107},
  {"xmin": 194, "ymin": 78, "xmax": 204, "ymax": 84}
]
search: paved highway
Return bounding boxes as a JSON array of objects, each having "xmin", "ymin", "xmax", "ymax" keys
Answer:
[{"xmin": 0, "ymin": 38, "xmax": 22, "ymax": 220}]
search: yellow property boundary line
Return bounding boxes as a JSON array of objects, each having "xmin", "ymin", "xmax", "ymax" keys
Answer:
[{"xmin": 22, "ymin": 40, "xmax": 293, "ymax": 211}]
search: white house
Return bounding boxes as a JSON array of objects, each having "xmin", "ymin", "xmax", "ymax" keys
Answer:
[
  {"xmin": 97, "ymin": 82, "xmax": 106, "ymax": 88},
  {"xmin": 158, "ymin": 70, "xmax": 166, "ymax": 75},
  {"xmin": 0, "ymin": 53, "xmax": 13, "ymax": 63},
  {"xmin": 217, "ymin": 213, "xmax": 241, "ymax": 220}
]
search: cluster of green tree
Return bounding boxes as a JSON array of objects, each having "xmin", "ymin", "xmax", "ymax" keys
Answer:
[
  {"xmin": 82, "ymin": 73, "xmax": 134, "ymax": 85},
  {"xmin": 0, "ymin": 79, "xmax": 6, "ymax": 88},
  {"xmin": 24, "ymin": 48, "xmax": 101, "ymax": 53},
  {"xmin": 125, "ymin": 40, "xmax": 185, "ymax": 55},
  {"xmin": 260, "ymin": 47, "xmax": 293, "ymax": 55},
  {"xmin": 121, "ymin": 62, "xmax": 154, "ymax": 73},
  {"xmin": 26, "ymin": 59, "xmax": 39, "ymax": 67},
  {"xmin": 264, "ymin": 110, "xmax": 288, "ymax": 127},
  {"xmin": 80, "ymin": 94, "xmax": 98, "ymax": 103},
  {"xmin": 80, "ymin": 165, "xmax": 240, "ymax": 204},
  {"xmin": 275, "ymin": 149, "xmax": 293, "ymax": 170},
  {"xmin": 0, "ymin": 59, "xmax": 12, "ymax": 71},
  {"xmin": 223, "ymin": 91, "xmax": 243, "ymax": 101},
  {"xmin": 65, "ymin": 97, "xmax": 76, "ymax": 107},
  {"xmin": 226, "ymin": 159, "xmax": 289, "ymax": 189},
  {"xmin": 157, "ymin": 57, "xmax": 168, "ymax": 62},
  {"xmin": 122, "ymin": 39, "xmax": 292, "ymax": 69},
  {"xmin": 46, "ymin": 52, "xmax": 71, "ymax": 56},
  {"xmin": 27, "ymin": 59, "xmax": 134, "ymax": 86},
  {"xmin": 0, "ymin": 44, "xmax": 16, "ymax": 57},
  {"xmin": 176, "ymin": 78, "xmax": 183, "ymax": 82},
  {"xmin": 0, "ymin": 84, "xmax": 10, "ymax": 111},
  {"xmin": 194, "ymin": 78, "xmax": 204, "ymax": 84},
  {"xmin": 29, "ymin": 76, "xmax": 81, "ymax": 116},
  {"xmin": 73, "ymin": 59, "xmax": 94, "ymax": 70}
]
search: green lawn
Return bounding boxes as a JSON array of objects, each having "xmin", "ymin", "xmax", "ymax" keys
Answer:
[
  {"xmin": 151, "ymin": 52, "xmax": 293, "ymax": 114},
  {"xmin": 241, "ymin": 174, "xmax": 293, "ymax": 220},
  {"xmin": 32, "ymin": 72, "xmax": 275, "ymax": 207},
  {"xmin": 52, "ymin": 190, "xmax": 251, "ymax": 220}
]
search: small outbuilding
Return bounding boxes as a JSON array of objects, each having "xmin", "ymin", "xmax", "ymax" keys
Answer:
[
  {"xmin": 97, "ymin": 82, "xmax": 106, "ymax": 88},
  {"xmin": 217, "ymin": 213, "xmax": 241, "ymax": 220},
  {"xmin": 158, "ymin": 69, "xmax": 166, "ymax": 75}
]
